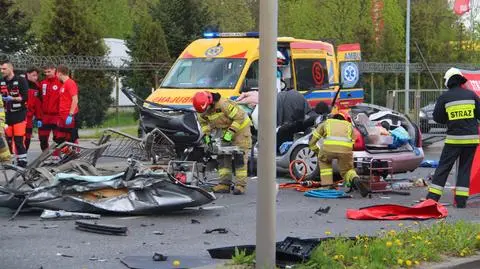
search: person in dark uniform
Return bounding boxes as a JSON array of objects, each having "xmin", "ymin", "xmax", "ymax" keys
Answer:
[
  {"xmin": 426, "ymin": 67, "xmax": 480, "ymax": 208},
  {"xmin": 0, "ymin": 60, "xmax": 29, "ymax": 167}
]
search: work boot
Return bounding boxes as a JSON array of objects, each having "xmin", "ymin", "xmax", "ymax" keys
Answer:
[
  {"xmin": 232, "ymin": 185, "xmax": 245, "ymax": 195},
  {"xmin": 211, "ymin": 183, "xmax": 231, "ymax": 193},
  {"xmin": 455, "ymin": 196, "xmax": 467, "ymax": 209},
  {"xmin": 352, "ymin": 177, "xmax": 369, "ymax": 198},
  {"xmin": 426, "ymin": 192, "xmax": 441, "ymax": 202},
  {"xmin": 17, "ymin": 160, "xmax": 27, "ymax": 168}
]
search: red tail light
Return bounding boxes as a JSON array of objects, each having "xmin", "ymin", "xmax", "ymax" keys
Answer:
[{"xmin": 353, "ymin": 127, "xmax": 365, "ymax": 151}]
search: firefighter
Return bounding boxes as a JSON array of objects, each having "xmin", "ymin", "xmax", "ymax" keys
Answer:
[
  {"xmin": 0, "ymin": 60, "xmax": 28, "ymax": 167},
  {"xmin": 308, "ymin": 111, "xmax": 369, "ymax": 197},
  {"xmin": 192, "ymin": 91, "xmax": 252, "ymax": 195},
  {"xmin": 38, "ymin": 63, "xmax": 62, "ymax": 154},
  {"xmin": 426, "ymin": 67, "xmax": 480, "ymax": 208},
  {"xmin": 56, "ymin": 65, "xmax": 79, "ymax": 144},
  {"xmin": 25, "ymin": 67, "xmax": 42, "ymax": 151}
]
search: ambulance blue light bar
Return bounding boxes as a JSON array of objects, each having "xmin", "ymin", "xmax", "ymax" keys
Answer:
[{"xmin": 203, "ymin": 32, "xmax": 259, "ymax": 38}]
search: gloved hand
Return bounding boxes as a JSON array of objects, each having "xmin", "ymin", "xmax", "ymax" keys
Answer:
[
  {"xmin": 203, "ymin": 135, "xmax": 212, "ymax": 145},
  {"xmin": 36, "ymin": 120, "xmax": 42, "ymax": 128},
  {"xmin": 223, "ymin": 130, "xmax": 234, "ymax": 142},
  {"xmin": 2, "ymin": 96, "xmax": 13, "ymax": 103},
  {"xmin": 65, "ymin": 115, "xmax": 73, "ymax": 125}
]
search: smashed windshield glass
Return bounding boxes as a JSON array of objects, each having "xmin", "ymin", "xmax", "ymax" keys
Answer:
[{"xmin": 161, "ymin": 58, "xmax": 246, "ymax": 89}]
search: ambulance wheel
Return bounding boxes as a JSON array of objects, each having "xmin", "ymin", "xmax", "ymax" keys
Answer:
[{"xmin": 290, "ymin": 145, "xmax": 319, "ymax": 181}]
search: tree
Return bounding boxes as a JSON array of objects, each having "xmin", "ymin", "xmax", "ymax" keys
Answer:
[
  {"xmin": 0, "ymin": 0, "xmax": 33, "ymax": 53},
  {"xmin": 152, "ymin": 0, "xmax": 213, "ymax": 58},
  {"xmin": 37, "ymin": 0, "xmax": 113, "ymax": 127},
  {"xmin": 124, "ymin": 2, "xmax": 170, "ymax": 99},
  {"xmin": 205, "ymin": 0, "xmax": 255, "ymax": 32}
]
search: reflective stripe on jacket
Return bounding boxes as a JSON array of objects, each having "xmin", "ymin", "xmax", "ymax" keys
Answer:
[
  {"xmin": 309, "ymin": 118, "xmax": 355, "ymax": 153},
  {"xmin": 198, "ymin": 98, "xmax": 251, "ymax": 136},
  {"xmin": 433, "ymin": 86, "xmax": 480, "ymax": 146}
]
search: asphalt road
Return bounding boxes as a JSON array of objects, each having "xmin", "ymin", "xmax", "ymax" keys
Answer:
[{"xmin": 0, "ymin": 142, "xmax": 479, "ymax": 269}]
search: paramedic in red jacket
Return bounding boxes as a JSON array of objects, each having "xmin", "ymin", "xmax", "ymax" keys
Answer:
[
  {"xmin": 25, "ymin": 67, "xmax": 42, "ymax": 151},
  {"xmin": 56, "ymin": 65, "xmax": 79, "ymax": 144},
  {"xmin": 38, "ymin": 63, "xmax": 62, "ymax": 151}
]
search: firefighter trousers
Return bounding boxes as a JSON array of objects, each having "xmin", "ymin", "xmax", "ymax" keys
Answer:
[
  {"xmin": 318, "ymin": 151, "xmax": 358, "ymax": 186},
  {"xmin": 427, "ymin": 144, "xmax": 476, "ymax": 206},
  {"xmin": 218, "ymin": 129, "xmax": 251, "ymax": 187}
]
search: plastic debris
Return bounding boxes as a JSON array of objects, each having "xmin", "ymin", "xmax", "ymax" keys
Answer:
[
  {"xmin": 40, "ymin": 210, "xmax": 101, "ymax": 220},
  {"xmin": 419, "ymin": 160, "xmax": 439, "ymax": 168},
  {"xmin": 314, "ymin": 206, "xmax": 331, "ymax": 215}
]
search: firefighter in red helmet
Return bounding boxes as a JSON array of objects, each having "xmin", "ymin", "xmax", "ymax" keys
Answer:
[{"xmin": 193, "ymin": 91, "xmax": 252, "ymax": 195}]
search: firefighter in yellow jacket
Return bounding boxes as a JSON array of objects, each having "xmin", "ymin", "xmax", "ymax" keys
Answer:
[
  {"xmin": 192, "ymin": 91, "xmax": 252, "ymax": 195},
  {"xmin": 308, "ymin": 112, "xmax": 369, "ymax": 197}
]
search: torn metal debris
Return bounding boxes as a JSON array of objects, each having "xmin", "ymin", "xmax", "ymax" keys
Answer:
[{"xmin": 75, "ymin": 220, "xmax": 128, "ymax": 236}]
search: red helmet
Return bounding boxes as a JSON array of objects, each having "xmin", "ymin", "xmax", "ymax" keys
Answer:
[{"xmin": 192, "ymin": 91, "xmax": 213, "ymax": 113}]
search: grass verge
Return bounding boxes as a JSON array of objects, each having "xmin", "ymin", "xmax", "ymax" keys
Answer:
[
  {"xmin": 231, "ymin": 221, "xmax": 480, "ymax": 269},
  {"xmin": 79, "ymin": 126, "xmax": 138, "ymax": 139}
]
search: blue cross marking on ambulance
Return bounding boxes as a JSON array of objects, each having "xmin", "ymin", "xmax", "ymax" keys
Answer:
[{"xmin": 342, "ymin": 62, "xmax": 359, "ymax": 88}]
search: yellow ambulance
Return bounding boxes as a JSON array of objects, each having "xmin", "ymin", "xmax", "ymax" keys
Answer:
[{"xmin": 140, "ymin": 32, "xmax": 363, "ymax": 147}]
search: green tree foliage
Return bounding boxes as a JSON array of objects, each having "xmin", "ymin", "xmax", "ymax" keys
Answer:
[
  {"xmin": 152, "ymin": 0, "xmax": 213, "ymax": 58},
  {"xmin": 205, "ymin": 0, "xmax": 255, "ymax": 32},
  {"xmin": 37, "ymin": 0, "xmax": 113, "ymax": 127},
  {"xmin": 125, "ymin": 2, "xmax": 170, "ymax": 99},
  {"xmin": 78, "ymin": 0, "xmax": 133, "ymax": 39},
  {"xmin": 0, "ymin": 0, "xmax": 33, "ymax": 53}
]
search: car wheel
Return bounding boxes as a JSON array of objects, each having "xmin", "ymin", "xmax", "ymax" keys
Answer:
[{"xmin": 290, "ymin": 145, "xmax": 319, "ymax": 181}]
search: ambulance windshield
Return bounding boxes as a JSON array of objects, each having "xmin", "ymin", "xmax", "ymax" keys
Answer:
[{"xmin": 162, "ymin": 58, "xmax": 246, "ymax": 89}]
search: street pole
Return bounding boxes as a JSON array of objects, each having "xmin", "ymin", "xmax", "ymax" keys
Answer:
[
  {"xmin": 405, "ymin": 0, "xmax": 411, "ymax": 114},
  {"xmin": 256, "ymin": 0, "xmax": 277, "ymax": 267},
  {"xmin": 115, "ymin": 71, "xmax": 120, "ymax": 125}
]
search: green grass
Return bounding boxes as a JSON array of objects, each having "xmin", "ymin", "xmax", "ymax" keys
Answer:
[
  {"xmin": 299, "ymin": 221, "xmax": 480, "ymax": 269},
  {"xmin": 99, "ymin": 111, "xmax": 137, "ymax": 128},
  {"xmin": 80, "ymin": 126, "xmax": 138, "ymax": 139},
  {"xmin": 229, "ymin": 221, "xmax": 480, "ymax": 269}
]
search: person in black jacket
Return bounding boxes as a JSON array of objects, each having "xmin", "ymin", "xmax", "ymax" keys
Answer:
[
  {"xmin": 426, "ymin": 68, "xmax": 480, "ymax": 208},
  {"xmin": 0, "ymin": 60, "xmax": 29, "ymax": 167}
]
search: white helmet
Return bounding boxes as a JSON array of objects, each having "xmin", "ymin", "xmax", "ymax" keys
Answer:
[{"xmin": 444, "ymin": 67, "xmax": 465, "ymax": 87}]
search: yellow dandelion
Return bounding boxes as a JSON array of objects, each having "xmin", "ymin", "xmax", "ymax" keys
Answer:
[
  {"xmin": 415, "ymin": 261, "xmax": 420, "ymax": 265},
  {"xmin": 406, "ymin": 260, "xmax": 412, "ymax": 267},
  {"xmin": 386, "ymin": 241, "xmax": 393, "ymax": 247},
  {"xmin": 383, "ymin": 258, "xmax": 387, "ymax": 261},
  {"xmin": 476, "ymin": 234, "xmax": 480, "ymax": 240},
  {"xmin": 397, "ymin": 259, "xmax": 404, "ymax": 265},
  {"xmin": 325, "ymin": 231, "xmax": 331, "ymax": 235},
  {"xmin": 395, "ymin": 239, "xmax": 403, "ymax": 246},
  {"xmin": 339, "ymin": 255, "xmax": 344, "ymax": 260},
  {"xmin": 460, "ymin": 252, "xmax": 465, "ymax": 257},
  {"xmin": 353, "ymin": 256, "xmax": 358, "ymax": 260},
  {"xmin": 355, "ymin": 235, "xmax": 361, "ymax": 240},
  {"xmin": 423, "ymin": 257, "xmax": 427, "ymax": 261},
  {"xmin": 413, "ymin": 221, "xmax": 419, "ymax": 225},
  {"xmin": 388, "ymin": 230, "xmax": 396, "ymax": 236},
  {"xmin": 364, "ymin": 244, "xmax": 368, "ymax": 248},
  {"xmin": 334, "ymin": 255, "xmax": 339, "ymax": 260},
  {"xmin": 398, "ymin": 223, "xmax": 404, "ymax": 227}
]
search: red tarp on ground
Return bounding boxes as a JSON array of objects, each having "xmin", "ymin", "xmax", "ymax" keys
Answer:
[{"xmin": 346, "ymin": 199, "xmax": 448, "ymax": 220}]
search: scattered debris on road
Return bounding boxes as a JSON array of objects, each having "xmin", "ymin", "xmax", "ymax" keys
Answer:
[
  {"xmin": 204, "ymin": 228, "xmax": 229, "ymax": 234},
  {"xmin": 40, "ymin": 210, "xmax": 101, "ymax": 220},
  {"xmin": 75, "ymin": 220, "xmax": 128, "ymax": 236},
  {"xmin": 314, "ymin": 206, "xmax": 331, "ymax": 215},
  {"xmin": 56, "ymin": 253, "xmax": 73, "ymax": 258},
  {"xmin": 191, "ymin": 219, "xmax": 200, "ymax": 224}
]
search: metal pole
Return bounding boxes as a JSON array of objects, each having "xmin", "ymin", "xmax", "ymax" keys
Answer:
[
  {"xmin": 256, "ymin": 0, "xmax": 277, "ymax": 267},
  {"xmin": 370, "ymin": 73, "xmax": 374, "ymax": 105},
  {"xmin": 405, "ymin": 0, "xmax": 411, "ymax": 115},
  {"xmin": 115, "ymin": 71, "xmax": 120, "ymax": 125}
]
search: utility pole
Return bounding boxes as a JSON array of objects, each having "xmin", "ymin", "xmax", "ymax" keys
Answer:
[
  {"xmin": 256, "ymin": 0, "xmax": 277, "ymax": 267},
  {"xmin": 405, "ymin": 0, "xmax": 411, "ymax": 114}
]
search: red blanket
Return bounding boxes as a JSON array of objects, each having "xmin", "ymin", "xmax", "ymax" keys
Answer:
[
  {"xmin": 346, "ymin": 199, "xmax": 448, "ymax": 220},
  {"xmin": 470, "ymin": 145, "xmax": 480, "ymax": 196}
]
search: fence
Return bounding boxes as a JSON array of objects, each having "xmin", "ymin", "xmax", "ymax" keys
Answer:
[{"xmin": 386, "ymin": 89, "xmax": 446, "ymax": 135}]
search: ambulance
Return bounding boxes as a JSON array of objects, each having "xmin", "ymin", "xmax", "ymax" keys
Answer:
[{"xmin": 139, "ymin": 32, "xmax": 364, "ymax": 150}]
